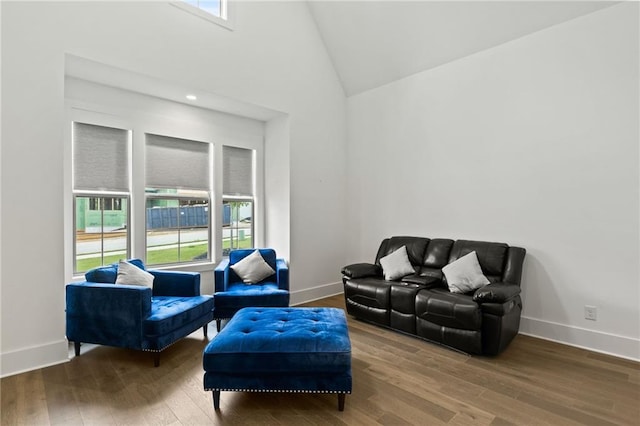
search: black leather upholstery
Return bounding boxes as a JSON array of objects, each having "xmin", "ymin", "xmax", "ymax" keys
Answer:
[
  {"xmin": 473, "ymin": 283, "xmax": 521, "ymax": 303},
  {"xmin": 341, "ymin": 263, "xmax": 382, "ymax": 279},
  {"xmin": 375, "ymin": 236, "xmax": 429, "ymax": 267},
  {"xmin": 342, "ymin": 236, "xmax": 526, "ymax": 355},
  {"xmin": 390, "ymin": 283, "xmax": 425, "ymax": 334}
]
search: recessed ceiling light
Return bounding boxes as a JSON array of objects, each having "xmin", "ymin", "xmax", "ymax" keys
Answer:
[{"xmin": 186, "ymin": 94, "xmax": 197, "ymax": 101}]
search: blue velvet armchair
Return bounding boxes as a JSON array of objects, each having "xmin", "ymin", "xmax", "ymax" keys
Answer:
[
  {"xmin": 213, "ymin": 249, "xmax": 289, "ymax": 331},
  {"xmin": 66, "ymin": 259, "xmax": 214, "ymax": 366}
]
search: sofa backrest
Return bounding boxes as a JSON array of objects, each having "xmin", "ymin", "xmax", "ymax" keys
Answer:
[
  {"xmin": 374, "ymin": 237, "xmax": 526, "ymax": 286},
  {"xmin": 375, "ymin": 237, "xmax": 429, "ymax": 274},
  {"xmin": 229, "ymin": 248, "xmax": 277, "ymax": 284},
  {"xmin": 448, "ymin": 240, "xmax": 509, "ymax": 284},
  {"xmin": 85, "ymin": 258, "xmax": 146, "ymax": 283},
  {"xmin": 419, "ymin": 239, "xmax": 454, "ymax": 279}
]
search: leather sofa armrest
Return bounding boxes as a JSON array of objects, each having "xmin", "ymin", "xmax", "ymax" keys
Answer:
[
  {"xmin": 473, "ymin": 283, "xmax": 521, "ymax": 303},
  {"xmin": 341, "ymin": 263, "xmax": 381, "ymax": 279},
  {"xmin": 150, "ymin": 270, "xmax": 201, "ymax": 297}
]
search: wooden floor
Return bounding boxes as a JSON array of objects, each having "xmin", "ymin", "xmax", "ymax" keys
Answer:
[{"xmin": 2, "ymin": 294, "xmax": 639, "ymax": 425}]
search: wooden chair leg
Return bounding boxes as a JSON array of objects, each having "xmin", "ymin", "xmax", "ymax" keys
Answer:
[
  {"xmin": 213, "ymin": 391, "xmax": 220, "ymax": 410},
  {"xmin": 153, "ymin": 353, "xmax": 160, "ymax": 367},
  {"xmin": 216, "ymin": 319, "xmax": 221, "ymax": 332},
  {"xmin": 203, "ymin": 324, "xmax": 209, "ymax": 338},
  {"xmin": 338, "ymin": 393, "xmax": 345, "ymax": 411},
  {"xmin": 74, "ymin": 341, "xmax": 81, "ymax": 357}
]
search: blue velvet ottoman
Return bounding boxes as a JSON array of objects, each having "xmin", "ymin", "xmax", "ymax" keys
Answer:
[{"xmin": 203, "ymin": 307, "xmax": 352, "ymax": 411}]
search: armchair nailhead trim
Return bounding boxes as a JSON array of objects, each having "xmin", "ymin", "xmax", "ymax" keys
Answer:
[{"xmin": 142, "ymin": 340, "xmax": 177, "ymax": 353}]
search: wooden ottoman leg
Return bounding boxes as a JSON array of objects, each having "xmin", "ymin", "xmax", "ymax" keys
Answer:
[
  {"xmin": 216, "ymin": 319, "xmax": 221, "ymax": 332},
  {"xmin": 213, "ymin": 391, "xmax": 221, "ymax": 410},
  {"xmin": 203, "ymin": 324, "xmax": 208, "ymax": 338},
  {"xmin": 338, "ymin": 393, "xmax": 346, "ymax": 411},
  {"xmin": 74, "ymin": 341, "xmax": 81, "ymax": 356}
]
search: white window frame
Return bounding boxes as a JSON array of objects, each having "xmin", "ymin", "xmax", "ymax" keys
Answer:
[
  {"xmin": 67, "ymin": 110, "xmax": 134, "ymax": 276},
  {"xmin": 145, "ymin": 193, "xmax": 212, "ymax": 267},
  {"xmin": 65, "ymin": 80, "xmax": 265, "ymax": 280},
  {"xmin": 73, "ymin": 193, "xmax": 131, "ymax": 274},
  {"xmin": 222, "ymin": 196, "xmax": 255, "ymax": 257},
  {"xmin": 170, "ymin": 0, "xmax": 234, "ymax": 31}
]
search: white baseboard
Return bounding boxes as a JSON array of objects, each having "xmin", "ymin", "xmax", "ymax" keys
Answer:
[
  {"xmin": 290, "ymin": 281, "xmax": 343, "ymax": 306},
  {"xmin": 520, "ymin": 316, "xmax": 640, "ymax": 362},
  {"xmin": 1, "ymin": 339, "xmax": 69, "ymax": 378}
]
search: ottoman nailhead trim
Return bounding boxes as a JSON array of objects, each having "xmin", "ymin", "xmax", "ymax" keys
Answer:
[{"xmin": 205, "ymin": 388, "xmax": 351, "ymax": 394}]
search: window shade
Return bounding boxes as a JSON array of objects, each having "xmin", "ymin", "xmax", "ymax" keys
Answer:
[
  {"xmin": 145, "ymin": 134, "xmax": 210, "ymax": 190},
  {"xmin": 73, "ymin": 122, "xmax": 129, "ymax": 192},
  {"xmin": 223, "ymin": 146, "xmax": 253, "ymax": 196}
]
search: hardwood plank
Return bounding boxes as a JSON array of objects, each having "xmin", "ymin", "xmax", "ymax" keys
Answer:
[{"xmin": 1, "ymin": 294, "xmax": 638, "ymax": 425}]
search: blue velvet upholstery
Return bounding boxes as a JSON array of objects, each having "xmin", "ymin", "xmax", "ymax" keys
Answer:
[
  {"xmin": 213, "ymin": 249, "xmax": 289, "ymax": 329},
  {"xmin": 66, "ymin": 259, "xmax": 213, "ymax": 366},
  {"xmin": 203, "ymin": 307, "xmax": 352, "ymax": 410}
]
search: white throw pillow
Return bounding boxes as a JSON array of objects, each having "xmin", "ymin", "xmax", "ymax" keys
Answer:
[
  {"xmin": 115, "ymin": 260, "xmax": 154, "ymax": 288},
  {"xmin": 379, "ymin": 245, "xmax": 415, "ymax": 281},
  {"xmin": 442, "ymin": 251, "xmax": 490, "ymax": 294},
  {"xmin": 230, "ymin": 250, "xmax": 276, "ymax": 284}
]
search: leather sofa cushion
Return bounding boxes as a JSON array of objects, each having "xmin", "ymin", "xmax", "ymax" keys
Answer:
[
  {"xmin": 375, "ymin": 236, "xmax": 429, "ymax": 266},
  {"xmin": 203, "ymin": 307, "xmax": 351, "ymax": 375},
  {"xmin": 415, "ymin": 288, "xmax": 481, "ymax": 331},
  {"xmin": 448, "ymin": 240, "xmax": 508, "ymax": 279},
  {"xmin": 422, "ymin": 239, "xmax": 454, "ymax": 268}
]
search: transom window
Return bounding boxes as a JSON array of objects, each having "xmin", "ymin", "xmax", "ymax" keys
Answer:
[
  {"xmin": 173, "ymin": 0, "xmax": 232, "ymax": 29},
  {"xmin": 181, "ymin": 0, "xmax": 225, "ymax": 19}
]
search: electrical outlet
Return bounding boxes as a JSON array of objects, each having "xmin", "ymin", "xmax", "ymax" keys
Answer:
[{"xmin": 585, "ymin": 305, "xmax": 597, "ymax": 321}]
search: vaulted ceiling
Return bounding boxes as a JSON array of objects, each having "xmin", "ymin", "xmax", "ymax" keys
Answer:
[{"xmin": 307, "ymin": 1, "xmax": 618, "ymax": 96}]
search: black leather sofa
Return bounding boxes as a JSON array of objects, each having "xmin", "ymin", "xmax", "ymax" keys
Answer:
[{"xmin": 342, "ymin": 236, "xmax": 526, "ymax": 355}]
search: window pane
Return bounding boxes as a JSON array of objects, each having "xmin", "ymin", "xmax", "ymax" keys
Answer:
[
  {"xmin": 222, "ymin": 200, "xmax": 253, "ymax": 257},
  {"xmin": 75, "ymin": 196, "xmax": 128, "ymax": 274},
  {"xmin": 199, "ymin": 1, "xmax": 221, "ymax": 17},
  {"xmin": 146, "ymin": 198, "xmax": 209, "ymax": 266},
  {"xmin": 180, "ymin": 0, "xmax": 222, "ymax": 17}
]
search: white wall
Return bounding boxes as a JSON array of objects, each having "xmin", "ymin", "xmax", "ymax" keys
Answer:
[
  {"xmin": 1, "ymin": 1, "xmax": 346, "ymax": 376},
  {"xmin": 347, "ymin": 3, "xmax": 639, "ymax": 360}
]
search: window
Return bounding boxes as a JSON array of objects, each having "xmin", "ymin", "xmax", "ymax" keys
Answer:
[
  {"xmin": 145, "ymin": 134, "xmax": 212, "ymax": 266},
  {"xmin": 66, "ymin": 77, "xmax": 266, "ymax": 277},
  {"xmin": 72, "ymin": 122, "xmax": 130, "ymax": 274},
  {"xmin": 222, "ymin": 146, "xmax": 254, "ymax": 256},
  {"xmin": 182, "ymin": 0, "xmax": 224, "ymax": 18},
  {"xmin": 172, "ymin": 0, "xmax": 232, "ymax": 30},
  {"xmin": 89, "ymin": 197, "xmax": 123, "ymax": 211}
]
